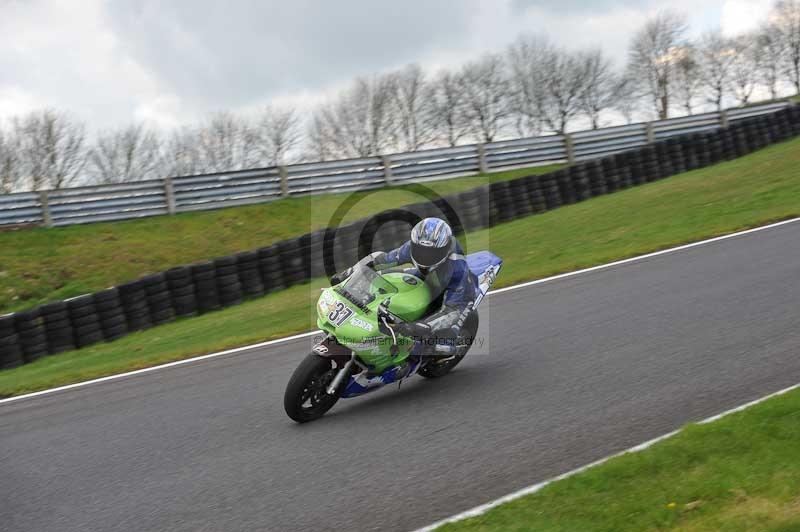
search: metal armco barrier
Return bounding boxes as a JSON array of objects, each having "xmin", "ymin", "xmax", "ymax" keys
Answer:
[
  {"xmin": 0, "ymin": 101, "xmax": 791, "ymax": 228},
  {"xmin": 0, "ymin": 106, "xmax": 799, "ymax": 371}
]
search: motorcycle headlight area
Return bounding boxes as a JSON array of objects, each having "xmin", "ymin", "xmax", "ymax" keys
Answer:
[{"xmin": 317, "ymin": 290, "xmax": 337, "ymax": 317}]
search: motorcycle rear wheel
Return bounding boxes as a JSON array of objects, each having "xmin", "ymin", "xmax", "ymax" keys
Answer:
[{"xmin": 284, "ymin": 353, "xmax": 345, "ymax": 422}]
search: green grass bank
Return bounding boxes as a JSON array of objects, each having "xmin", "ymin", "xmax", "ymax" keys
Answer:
[
  {"xmin": 0, "ymin": 136, "xmax": 797, "ymax": 396},
  {"xmin": 0, "ymin": 165, "xmax": 560, "ymax": 313}
]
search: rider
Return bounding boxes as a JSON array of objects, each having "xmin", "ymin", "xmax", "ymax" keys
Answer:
[{"xmin": 331, "ymin": 217, "xmax": 478, "ymax": 351}]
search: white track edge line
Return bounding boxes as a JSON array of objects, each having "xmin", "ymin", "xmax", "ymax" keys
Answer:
[
  {"xmin": 0, "ymin": 330, "xmax": 318, "ymax": 405},
  {"xmin": 488, "ymin": 216, "xmax": 800, "ymax": 295},
  {"xmin": 414, "ymin": 382, "xmax": 800, "ymax": 532},
  {"xmin": 1, "ymin": 216, "xmax": 798, "ymax": 406}
]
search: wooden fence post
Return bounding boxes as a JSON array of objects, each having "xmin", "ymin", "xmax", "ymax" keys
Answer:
[
  {"xmin": 645, "ymin": 122, "xmax": 656, "ymax": 144},
  {"xmin": 563, "ymin": 134, "xmax": 576, "ymax": 165},
  {"xmin": 381, "ymin": 156, "xmax": 394, "ymax": 185},
  {"xmin": 476, "ymin": 144, "xmax": 489, "ymax": 174},
  {"xmin": 719, "ymin": 109, "xmax": 730, "ymax": 129},
  {"xmin": 278, "ymin": 166, "xmax": 290, "ymax": 197},
  {"xmin": 163, "ymin": 177, "xmax": 176, "ymax": 215},
  {"xmin": 39, "ymin": 190, "xmax": 53, "ymax": 228}
]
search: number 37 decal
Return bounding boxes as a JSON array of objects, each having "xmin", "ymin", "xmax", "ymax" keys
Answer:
[{"xmin": 328, "ymin": 302, "xmax": 354, "ymax": 326}]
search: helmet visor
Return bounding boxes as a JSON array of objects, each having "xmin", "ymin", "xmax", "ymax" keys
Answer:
[{"xmin": 410, "ymin": 241, "xmax": 450, "ymax": 269}]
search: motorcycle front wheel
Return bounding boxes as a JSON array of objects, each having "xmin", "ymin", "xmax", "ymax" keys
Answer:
[{"xmin": 284, "ymin": 353, "xmax": 345, "ymax": 423}]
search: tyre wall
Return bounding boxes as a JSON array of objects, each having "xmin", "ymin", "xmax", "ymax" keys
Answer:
[{"xmin": 1, "ymin": 108, "xmax": 798, "ymax": 369}]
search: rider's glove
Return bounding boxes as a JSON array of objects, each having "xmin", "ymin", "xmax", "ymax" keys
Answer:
[
  {"xmin": 330, "ymin": 252, "xmax": 388, "ymax": 286},
  {"xmin": 367, "ymin": 251, "xmax": 387, "ymax": 269},
  {"xmin": 329, "ymin": 267, "xmax": 353, "ymax": 286},
  {"xmin": 395, "ymin": 321, "xmax": 431, "ymax": 339}
]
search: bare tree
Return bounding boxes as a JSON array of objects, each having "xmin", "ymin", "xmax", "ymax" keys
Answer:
[
  {"xmin": 730, "ymin": 33, "xmax": 761, "ymax": 105},
  {"xmin": 459, "ymin": 54, "xmax": 511, "ymax": 142},
  {"xmin": 0, "ymin": 126, "xmax": 23, "ymax": 193},
  {"xmin": 755, "ymin": 25, "xmax": 786, "ymax": 99},
  {"xmin": 390, "ymin": 64, "xmax": 434, "ymax": 151},
  {"xmin": 580, "ymin": 49, "xmax": 619, "ymax": 129},
  {"xmin": 506, "ymin": 35, "xmax": 549, "ymax": 137},
  {"xmin": 309, "ymin": 74, "xmax": 397, "ymax": 158},
  {"xmin": 672, "ymin": 45, "xmax": 702, "ymax": 115},
  {"xmin": 254, "ymin": 105, "xmax": 302, "ymax": 166},
  {"xmin": 305, "ymin": 113, "xmax": 334, "ymax": 162},
  {"xmin": 87, "ymin": 124, "xmax": 161, "ymax": 184},
  {"xmin": 14, "ymin": 109, "xmax": 87, "ymax": 190},
  {"xmin": 698, "ymin": 30, "xmax": 737, "ymax": 111},
  {"xmin": 535, "ymin": 47, "xmax": 593, "ymax": 134},
  {"xmin": 161, "ymin": 127, "xmax": 202, "ymax": 177},
  {"xmin": 427, "ymin": 69, "xmax": 471, "ymax": 147},
  {"xmin": 612, "ymin": 75, "xmax": 641, "ymax": 124},
  {"xmin": 774, "ymin": 0, "xmax": 800, "ymax": 93},
  {"xmin": 196, "ymin": 112, "xmax": 259, "ymax": 173},
  {"xmin": 627, "ymin": 10, "xmax": 689, "ymax": 119}
]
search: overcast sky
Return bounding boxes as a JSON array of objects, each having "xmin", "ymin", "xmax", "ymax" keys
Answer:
[{"xmin": 0, "ymin": 0, "xmax": 775, "ymax": 134}]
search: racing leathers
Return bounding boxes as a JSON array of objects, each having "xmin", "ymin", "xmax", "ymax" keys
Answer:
[{"xmin": 371, "ymin": 238, "xmax": 478, "ymax": 351}]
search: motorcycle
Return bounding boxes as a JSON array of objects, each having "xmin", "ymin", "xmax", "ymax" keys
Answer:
[{"xmin": 283, "ymin": 251, "xmax": 502, "ymax": 422}]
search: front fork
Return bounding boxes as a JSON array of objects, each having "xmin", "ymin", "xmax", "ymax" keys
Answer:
[{"xmin": 326, "ymin": 355, "xmax": 355, "ymax": 395}]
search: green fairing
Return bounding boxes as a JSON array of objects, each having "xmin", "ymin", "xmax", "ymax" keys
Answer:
[{"xmin": 316, "ymin": 271, "xmax": 432, "ymax": 373}]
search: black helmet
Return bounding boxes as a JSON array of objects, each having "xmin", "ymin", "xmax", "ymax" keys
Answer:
[{"xmin": 410, "ymin": 218, "xmax": 453, "ymax": 273}]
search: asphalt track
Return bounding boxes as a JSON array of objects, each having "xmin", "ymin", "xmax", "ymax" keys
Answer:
[{"xmin": 2, "ymin": 222, "xmax": 800, "ymax": 532}]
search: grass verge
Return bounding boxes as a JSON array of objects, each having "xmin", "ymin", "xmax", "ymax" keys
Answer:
[
  {"xmin": 437, "ymin": 386, "xmax": 800, "ymax": 532},
  {"xmin": 0, "ymin": 137, "xmax": 798, "ymax": 396},
  {"xmin": 0, "ymin": 164, "xmax": 560, "ymax": 313}
]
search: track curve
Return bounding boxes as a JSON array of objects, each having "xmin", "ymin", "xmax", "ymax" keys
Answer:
[{"xmin": 2, "ymin": 222, "xmax": 800, "ymax": 532}]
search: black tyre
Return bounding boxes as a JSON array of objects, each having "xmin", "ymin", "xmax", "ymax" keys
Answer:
[
  {"xmin": 166, "ymin": 266, "xmax": 192, "ymax": 281},
  {"xmin": 151, "ymin": 308, "xmax": 175, "ymax": 324},
  {"xmin": 219, "ymin": 296, "xmax": 243, "ymax": 308},
  {"xmin": 127, "ymin": 316, "xmax": 152, "ymax": 331},
  {"xmin": 93, "ymin": 288, "xmax": 119, "ymax": 303},
  {"xmin": 195, "ymin": 279, "xmax": 217, "ymax": 292},
  {"xmin": 19, "ymin": 330, "xmax": 47, "ymax": 349},
  {"xmin": 100, "ymin": 313, "xmax": 127, "ymax": 329},
  {"xmin": 142, "ymin": 274, "xmax": 168, "ymax": 295},
  {"xmin": 284, "ymin": 354, "xmax": 346, "ymax": 423},
  {"xmin": 103, "ymin": 323, "xmax": 128, "ymax": 340},
  {"xmin": 0, "ymin": 315, "xmax": 16, "ymax": 337},
  {"xmin": 94, "ymin": 299, "xmax": 122, "ymax": 313},
  {"xmin": 172, "ymin": 293, "xmax": 197, "ymax": 316},
  {"xmin": 72, "ymin": 313, "xmax": 101, "ymax": 328},
  {"xmin": 169, "ymin": 284, "xmax": 194, "ymax": 298},
  {"xmin": 76, "ymin": 330, "xmax": 105, "ymax": 348},
  {"xmin": 67, "ymin": 296, "xmax": 96, "ymax": 318},
  {"xmin": 22, "ymin": 341, "xmax": 49, "ymax": 362},
  {"xmin": 121, "ymin": 293, "xmax": 147, "ymax": 308},
  {"xmin": 0, "ymin": 344, "xmax": 24, "ymax": 369},
  {"xmin": 75, "ymin": 322, "xmax": 102, "ymax": 336},
  {"xmin": 217, "ymin": 273, "xmax": 241, "ymax": 288},
  {"xmin": 215, "ymin": 264, "xmax": 238, "ymax": 277},
  {"xmin": 418, "ymin": 311, "xmax": 479, "ymax": 379},
  {"xmin": 47, "ymin": 329, "xmax": 74, "ymax": 345},
  {"xmin": 123, "ymin": 302, "xmax": 150, "ymax": 317},
  {"xmin": 193, "ymin": 269, "xmax": 216, "ymax": 282},
  {"xmin": 15, "ymin": 310, "xmax": 44, "ymax": 331},
  {"xmin": 147, "ymin": 292, "xmax": 172, "ymax": 311}
]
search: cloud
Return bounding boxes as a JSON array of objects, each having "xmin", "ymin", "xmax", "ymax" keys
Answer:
[
  {"xmin": 0, "ymin": 0, "xmax": 183, "ymax": 131},
  {"xmin": 103, "ymin": 0, "xmax": 482, "ymax": 109},
  {"xmin": 510, "ymin": 0, "xmax": 645, "ymax": 14},
  {"xmin": 0, "ymin": 0, "xmax": 749, "ymax": 134},
  {"xmin": 720, "ymin": 0, "xmax": 773, "ymax": 35}
]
